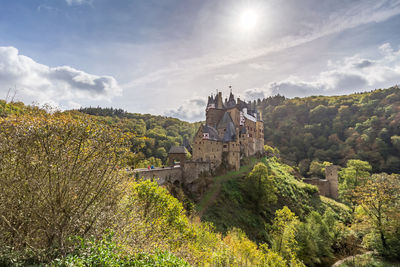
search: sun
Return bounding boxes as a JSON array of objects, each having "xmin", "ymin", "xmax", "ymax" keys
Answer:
[{"xmin": 239, "ymin": 9, "xmax": 258, "ymax": 31}]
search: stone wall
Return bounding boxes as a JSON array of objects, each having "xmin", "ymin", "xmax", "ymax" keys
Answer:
[
  {"xmin": 168, "ymin": 153, "xmax": 186, "ymax": 166},
  {"xmin": 226, "ymin": 107, "xmax": 240, "ymax": 126},
  {"xmin": 303, "ymin": 165, "xmax": 339, "ymax": 199},
  {"xmin": 133, "ymin": 161, "xmax": 213, "ymax": 187},
  {"xmin": 182, "ymin": 161, "xmax": 212, "ymax": 184},
  {"xmin": 256, "ymin": 120, "xmax": 264, "ymax": 139},
  {"xmin": 134, "ymin": 167, "xmax": 182, "ymax": 185},
  {"xmin": 192, "ymin": 139, "xmax": 223, "ymax": 165},
  {"xmin": 325, "ymin": 165, "xmax": 339, "ymax": 199},
  {"xmin": 223, "ymin": 141, "xmax": 240, "ymax": 171},
  {"xmin": 303, "ymin": 178, "xmax": 331, "ymax": 196},
  {"xmin": 205, "ymin": 108, "xmax": 225, "ymax": 127}
]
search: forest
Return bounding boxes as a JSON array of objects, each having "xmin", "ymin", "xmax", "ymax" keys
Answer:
[
  {"xmin": 78, "ymin": 106, "xmax": 200, "ymax": 168},
  {"xmin": 258, "ymin": 86, "xmax": 400, "ymax": 175},
  {"xmin": 74, "ymin": 86, "xmax": 400, "ymax": 177},
  {"xmin": 0, "ymin": 87, "xmax": 400, "ymax": 266}
]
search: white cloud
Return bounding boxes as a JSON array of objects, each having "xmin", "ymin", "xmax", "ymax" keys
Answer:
[
  {"xmin": 242, "ymin": 88, "xmax": 269, "ymax": 100},
  {"xmin": 65, "ymin": 0, "xmax": 92, "ymax": 6},
  {"xmin": 0, "ymin": 46, "xmax": 121, "ymax": 108},
  {"xmin": 123, "ymin": 0, "xmax": 400, "ymax": 90},
  {"xmin": 163, "ymin": 43, "xmax": 400, "ymax": 121},
  {"xmin": 37, "ymin": 5, "xmax": 60, "ymax": 13},
  {"xmin": 244, "ymin": 43, "xmax": 400, "ymax": 98},
  {"xmin": 214, "ymin": 73, "xmax": 239, "ymax": 81},
  {"xmin": 165, "ymin": 98, "xmax": 206, "ymax": 122},
  {"xmin": 248, "ymin": 63, "xmax": 271, "ymax": 71}
]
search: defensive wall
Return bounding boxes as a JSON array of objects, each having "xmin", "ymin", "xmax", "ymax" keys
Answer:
[
  {"xmin": 182, "ymin": 161, "xmax": 212, "ymax": 184},
  {"xmin": 134, "ymin": 160, "xmax": 340, "ymax": 200},
  {"xmin": 133, "ymin": 167, "xmax": 182, "ymax": 185},
  {"xmin": 303, "ymin": 165, "xmax": 339, "ymax": 200},
  {"xmin": 133, "ymin": 161, "xmax": 212, "ymax": 186}
]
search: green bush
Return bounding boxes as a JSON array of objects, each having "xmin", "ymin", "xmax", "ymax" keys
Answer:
[{"xmin": 51, "ymin": 234, "xmax": 189, "ymax": 266}]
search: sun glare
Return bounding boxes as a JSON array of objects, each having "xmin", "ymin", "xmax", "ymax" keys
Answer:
[{"xmin": 239, "ymin": 9, "xmax": 258, "ymax": 31}]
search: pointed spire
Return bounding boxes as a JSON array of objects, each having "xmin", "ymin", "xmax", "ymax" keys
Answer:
[
  {"xmin": 229, "ymin": 91, "xmax": 234, "ymax": 102},
  {"xmin": 215, "ymin": 92, "xmax": 224, "ymax": 109}
]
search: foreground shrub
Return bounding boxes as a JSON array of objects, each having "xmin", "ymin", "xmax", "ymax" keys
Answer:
[
  {"xmin": 51, "ymin": 234, "xmax": 189, "ymax": 267},
  {"xmin": 114, "ymin": 180, "xmax": 290, "ymax": 266},
  {"xmin": 115, "ymin": 180, "xmax": 190, "ymax": 255},
  {"xmin": 0, "ymin": 113, "xmax": 131, "ymax": 262}
]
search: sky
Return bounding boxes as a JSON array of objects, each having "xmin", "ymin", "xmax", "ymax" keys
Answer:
[{"xmin": 1, "ymin": 0, "xmax": 400, "ymax": 121}]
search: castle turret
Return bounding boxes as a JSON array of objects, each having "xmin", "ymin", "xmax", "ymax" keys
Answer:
[
  {"xmin": 206, "ymin": 94, "xmax": 215, "ymax": 111},
  {"xmin": 229, "ymin": 91, "xmax": 235, "ymax": 102},
  {"xmin": 215, "ymin": 92, "xmax": 224, "ymax": 109},
  {"xmin": 226, "ymin": 91, "xmax": 236, "ymax": 108}
]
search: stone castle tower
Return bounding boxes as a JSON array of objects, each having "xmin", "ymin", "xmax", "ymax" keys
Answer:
[{"xmin": 192, "ymin": 91, "xmax": 264, "ymax": 170}]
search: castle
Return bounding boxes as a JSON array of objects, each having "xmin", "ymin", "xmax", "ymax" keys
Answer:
[
  {"xmin": 134, "ymin": 91, "xmax": 339, "ymax": 200},
  {"xmin": 192, "ymin": 91, "xmax": 264, "ymax": 170}
]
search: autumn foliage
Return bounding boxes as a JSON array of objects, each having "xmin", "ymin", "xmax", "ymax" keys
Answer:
[{"xmin": 0, "ymin": 112, "xmax": 131, "ymax": 261}]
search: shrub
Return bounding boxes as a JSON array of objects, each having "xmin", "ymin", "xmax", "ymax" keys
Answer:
[
  {"xmin": 0, "ymin": 113, "xmax": 131, "ymax": 262},
  {"xmin": 51, "ymin": 233, "xmax": 189, "ymax": 266}
]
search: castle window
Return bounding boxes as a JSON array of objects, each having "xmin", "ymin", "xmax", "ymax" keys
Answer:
[{"xmin": 223, "ymin": 145, "xmax": 227, "ymax": 148}]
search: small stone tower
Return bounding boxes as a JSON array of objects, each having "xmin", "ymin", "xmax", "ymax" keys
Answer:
[
  {"xmin": 325, "ymin": 165, "xmax": 339, "ymax": 199},
  {"xmin": 168, "ymin": 146, "xmax": 187, "ymax": 167}
]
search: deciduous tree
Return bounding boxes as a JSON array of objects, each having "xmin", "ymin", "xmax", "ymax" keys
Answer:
[
  {"xmin": 0, "ymin": 113, "xmax": 131, "ymax": 259},
  {"xmin": 354, "ymin": 173, "xmax": 400, "ymax": 259}
]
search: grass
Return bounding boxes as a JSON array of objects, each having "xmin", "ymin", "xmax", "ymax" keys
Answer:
[
  {"xmin": 197, "ymin": 156, "xmax": 352, "ymax": 243},
  {"xmin": 196, "ymin": 157, "xmax": 260, "ymax": 216}
]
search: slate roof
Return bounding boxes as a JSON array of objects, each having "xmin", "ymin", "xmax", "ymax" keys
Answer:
[
  {"xmin": 168, "ymin": 146, "xmax": 187, "ymax": 154},
  {"xmin": 207, "ymin": 95, "xmax": 215, "ymax": 105},
  {"xmin": 203, "ymin": 125, "xmax": 220, "ymax": 141},
  {"xmin": 217, "ymin": 112, "xmax": 234, "ymax": 129},
  {"xmin": 236, "ymin": 99, "xmax": 248, "ymax": 111},
  {"xmin": 223, "ymin": 121, "xmax": 236, "ymax": 142},
  {"xmin": 226, "ymin": 99, "xmax": 236, "ymax": 108}
]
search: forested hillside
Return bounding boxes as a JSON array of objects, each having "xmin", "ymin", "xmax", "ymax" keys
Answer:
[
  {"xmin": 0, "ymin": 102, "xmax": 200, "ymax": 168},
  {"xmin": 2, "ymin": 92, "xmax": 400, "ymax": 266},
  {"xmin": 78, "ymin": 107, "xmax": 200, "ymax": 168},
  {"xmin": 257, "ymin": 86, "xmax": 400, "ymax": 174},
  {"xmin": 201, "ymin": 156, "xmax": 353, "ymax": 266},
  {"xmin": 0, "ymin": 106, "xmax": 307, "ymax": 266},
  {"xmin": 4, "ymin": 86, "xmax": 400, "ymax": 174}
]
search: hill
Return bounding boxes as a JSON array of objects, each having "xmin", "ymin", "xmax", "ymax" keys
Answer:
[
  {"xmin": 1, "ymin": 93, "xmax": 399, "ymax": 266},
  {"xmin": 78, "ymin": 107, "xmax": 201, "ymax": 167},
  {"xmin": 0, "ymin": 102, "xmax": 200, "ymax": 168},
  {"xmin": 257, "ymin": 86, "xmax": 400, "ymax": 174},
  {"xmin": 200, "ymin": 156, "xmax": 351, "ymax": 244},
  {"xmin": 4, "ymin": 86, "xmax": 400, "ymax": 173}
]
